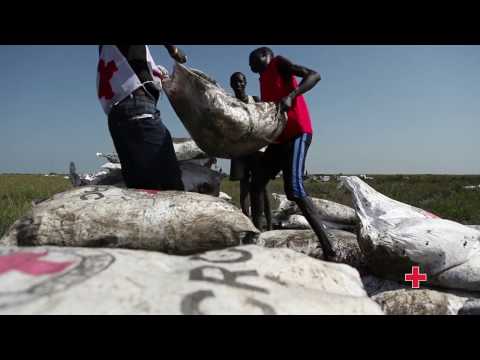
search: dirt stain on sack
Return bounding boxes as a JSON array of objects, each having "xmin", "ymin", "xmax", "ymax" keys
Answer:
[{"xmin": 83, "ymin": 236, "xmax": 120, "ymax": 248}]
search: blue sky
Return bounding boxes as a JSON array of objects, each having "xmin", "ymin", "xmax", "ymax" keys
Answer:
[{"xmin": 0, "ymin": 45, "xmax": 479, "ymax": 175}]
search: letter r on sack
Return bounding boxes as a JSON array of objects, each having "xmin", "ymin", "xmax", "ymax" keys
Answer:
[{"xmin": 189, "ymin": 266, "xmax": 269, "ymax": 294}]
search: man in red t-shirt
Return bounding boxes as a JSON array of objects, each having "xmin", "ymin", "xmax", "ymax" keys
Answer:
[{"xmin": 249, "ymin": 47, "xmax": 335, "ymax": 259}]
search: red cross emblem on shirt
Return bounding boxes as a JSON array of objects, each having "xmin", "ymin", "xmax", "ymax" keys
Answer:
[
  {"xmin": 404, "ymin": 265, "xmax": 428, "ymax": 289},
  {"xmin": 97, "ymin": 59, "xmax": 118, "ymax": 100},
  {"xmin": 0, "ymin": 251, "xmax": 73, "ymax": 276}
]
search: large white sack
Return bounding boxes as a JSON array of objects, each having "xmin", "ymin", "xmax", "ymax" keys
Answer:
[
  {"xmin": 77, "ymin": 168, "xmax": 123, "ymax": 187},
  {"xmin": 181, "ymin": 158, "xmax": 216, "ymax": 168},
  {"xmin": 257, "ymin": 229, "xmax": 368, "ymax": 273},
  {"xmin": 0, "ymin": 245, "xmax": 383, "ymax": 315},
  {"xmin": 0, "ymin": 186, "xmax": 258, "ymax": 254},
  {"xmin": 372, "ymin": 288, "xmax": 468, "ymax": 315},
  {"xmin": 271, "ymin": 193, "xmax": 358, "ymax": 226},
  {"xmin": 96, "ymin": 138, "xmax": 208, "ymax": 164},
  {"xmin": 341, "ymin": 176, "xmax": 480, "ymax": 291},
  {"xmin": 274, "ymin": 213, "xmax": 357, "ymax": 233},
  {"xmin": 162, "ymin": 63, "xmax": 287, "ymax": 159},
  {"xmin": 77, "ymin": 162, "xmax": 223, "ymax": 196},
  {"xmin": 275, "ymin": 214, "xmax": 311, "ymax": 229},
  {"xmin": 361, "ymin": 274, "xmax": 480, "ymax": 315},
  {"xmin": 172, "ymin": 138, "xmax": 209, "ymax": 161},
  {"xmin": 219, "ymin": 192, "xmax": 233, "ymax": 202},
  {"xmin": 100, "ymin": 162, "xmax": 121, "ymax": 170},
  {"xmin": 178, "ymin": 162, "xmax": 224, "ymax": 196}
]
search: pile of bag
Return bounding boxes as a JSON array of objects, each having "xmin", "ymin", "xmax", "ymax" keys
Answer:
[{"xmin": 253, "ymin": 177, "xmax": 480, "ymax": 314}]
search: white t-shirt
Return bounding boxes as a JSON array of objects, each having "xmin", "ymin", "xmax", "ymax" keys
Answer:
[{"xmin": 97, "ymin": 45, "xmax": 167, "ymax": 115}]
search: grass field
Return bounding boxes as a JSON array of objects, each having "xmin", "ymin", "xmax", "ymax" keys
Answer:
[
  {"xmin": 0, "ymin": 175, "xmax": 73, "ymax": 237},
  {"xmin": 1, "ymin": 174, "xmax": 480, "ymax": 238}
]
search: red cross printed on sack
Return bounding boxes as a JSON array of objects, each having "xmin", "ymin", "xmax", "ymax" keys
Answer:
[
  {"xmin": 138, "ymin": 189, "xmax": 160, "ymax": 196},
  {"xmin": 98, "ymin": 59, "xmax": 118, "ymax": 100},
  {"xmin": 404, "ymin": 265, "xmax": 428, "ymax": 289},
  {"xmin": 0, "ymin": 251, "xmax": 73, "ymax": 277},
  {"xmin": 424, "ymin": 210, "xmax": 439, "ymax": 219}
]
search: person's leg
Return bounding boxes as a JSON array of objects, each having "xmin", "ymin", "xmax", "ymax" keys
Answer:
[
  {"xmin": 233, "ymin": 157, "xmax": 250, "ymax": 216},
  {"xmin": 239, "ymin": 178, "xmax": 250, "ymax": 217},
  {"xmin": 107, "ymin": 109, "xmax": 137, "ymax": 188},
  {"xmin": 283, "ymin": 134, "xmax": 336, "ymax": 259},
  {"xmin": 69, "ymin": 162, "xmax": 82, "ymax": 187},
  {"xmin": 250, "ymin": 146, "xmax": 282, "ymax": 230},
  {"xmin": 250, "ymin": 152, "xmax": 272, "ymax": 230},
  {"xmin": 230, "ymin": 158, "xmax": 245, "ymax": 181},
  {"xmin": 132, "ymin": 116, "xmax": 184, "ymax": 190},
  {"xmin": 263, "ymin": 187, "xmax": 272, "ymax": 231},
  {"xmin": 111, "ymin": 95, "xmax": 184, "ymax": 191},
  {"xmin": 154, "ymin": 124, "xmax": 185, "ymax": 190}
]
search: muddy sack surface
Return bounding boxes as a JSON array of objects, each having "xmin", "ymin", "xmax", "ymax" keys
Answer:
[{"xmin": 0, "ymin": 186, "xmax": 258, "ymax": 254}]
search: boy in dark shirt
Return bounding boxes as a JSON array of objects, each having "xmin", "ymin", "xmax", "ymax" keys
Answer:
[
  {"xmin": 97, "ymin": 45, "xmax": 186, "ymax": 191},
  {"xmin": 249, "ymin": 47, "xmax": 335, "ymax": 259},
  {"xmin": 229, "ymin": 72, "xmax": 272, "ymax": 230}
]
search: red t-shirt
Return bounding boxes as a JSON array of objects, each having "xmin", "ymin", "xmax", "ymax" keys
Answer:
[{"xmin": 260, "ymin": 56, "xmax": 313, "ymax": 143}]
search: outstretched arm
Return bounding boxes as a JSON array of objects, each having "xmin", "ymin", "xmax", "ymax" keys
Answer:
[
  {"xmin": 277, "ymin": 55, "xmax": 321, "ymax": 110},
  {"xmin": 164, "ymin": 45, "xmax": 187, "ymax": 63}
]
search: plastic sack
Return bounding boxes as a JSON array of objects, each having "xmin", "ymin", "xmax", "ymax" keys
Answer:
[
  {"xmin": 162, "ymin": 63, "xmax": 287, "ymax": 159},
  {"xmin": 271, "ymin": 193, "xmax": 358, "ymax": 226},
  {"xmin": 0, "ymin": 245, "xmax": 383, "ymax": 315},
  {"xmin": 0, "ymin": 186, "xmax": 258, "ymax": 254},
  {"xmin": 341, "ymin": 176, "xmax": 480, "ymax": 291},
  {"xmin": 96, "ymin": 138, "xmax": 208, "ymax": 164}
]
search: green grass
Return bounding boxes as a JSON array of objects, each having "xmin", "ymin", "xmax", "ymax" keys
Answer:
[
  {"xmin": 222, "ymin": 175, "xmax": 480, "ymax": 225},
  {"xmin": 1, "ymin": 174, "xmax": 479, "ymax": 238},
  {"xmin": 0, "ymin": 175, "xmax": 72, "ymax": 237}
]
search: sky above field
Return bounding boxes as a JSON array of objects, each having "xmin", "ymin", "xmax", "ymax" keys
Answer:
[{"xmin": 0, "ymin": 45, "xmax": 479, "ymax": 175}]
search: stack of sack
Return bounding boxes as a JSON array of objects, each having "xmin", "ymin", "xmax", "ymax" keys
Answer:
[
  {"xmin": 0, "ymin": 245, "xmax": 383, "ymax": 315},
  {"xmin": 252, "ymin": 177, "xmax": 480, "ymax": 314},
  {"xmin": 0, "ymin": 186, "xmax": 382, "ymax": 315},
  {"xmin": 3, "ymin": 62, "xmax": 480, "ymax": 314}
]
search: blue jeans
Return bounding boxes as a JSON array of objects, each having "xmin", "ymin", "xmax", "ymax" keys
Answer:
[{"xmin": 108, "ymin": 94, "xmax": 184, "ymax": 190}]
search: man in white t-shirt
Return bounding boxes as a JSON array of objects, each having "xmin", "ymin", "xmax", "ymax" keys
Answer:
[{"xmin": 97, "ymin": 45, "xmax": 187, "ymax": 191}]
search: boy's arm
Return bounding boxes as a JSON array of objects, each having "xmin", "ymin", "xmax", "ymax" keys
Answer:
[
  {"xmin": 277, "ymin": 55, "xmax": 321, "ymax": 110},
  {"xmin": 164, "ymin": 45, "xmax": 187, "ymax": 63}
]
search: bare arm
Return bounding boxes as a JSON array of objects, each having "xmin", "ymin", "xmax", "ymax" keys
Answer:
[
  {"xmin": 277, "ymin": 55, "xmax": 321, "ymax": 110},
  {"xmin": 164, "ymin": 45, "xmax": 187, "ymax": 63}
]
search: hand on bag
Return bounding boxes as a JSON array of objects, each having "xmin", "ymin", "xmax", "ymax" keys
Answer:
[
  {"xmin": 279, "ymin": 95, "xmax": 294, "ymax": 112},
  {"xmin": 169, "ymin": 47, "xmax": 187, "ymax": 63}
]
